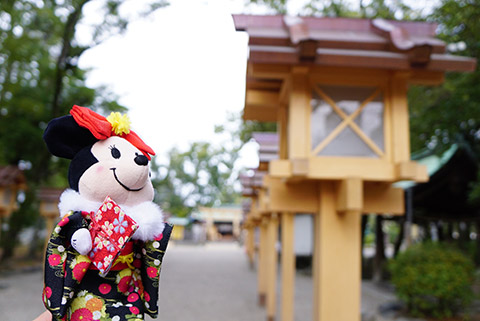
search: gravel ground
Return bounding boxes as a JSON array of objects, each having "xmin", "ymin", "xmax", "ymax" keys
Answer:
[{"xmin": 0, "ymin": 241, "xmax": 400, "ymax": 321}]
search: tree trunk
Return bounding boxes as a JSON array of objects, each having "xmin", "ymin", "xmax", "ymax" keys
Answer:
[
  {"xmin": 447, "ymin": 222, "xmax": 454, "ymax": 242},
  {"xmin": 28, "ymin": 216, "xmax": 45, "ymax": 259},
  {"xmin": 437, "ymin": 221, "xmax": 445, "ymax": 241},
  {"xmin": 0, "ymin": 189, "xmax": 37, "ymax": 263},
  {"xmin": 361, "ymin": 215, "xmax": 368, "ymax": 250},
  {"xmin": 393, "ymin": 217, "xmax": 405, "ymax": 258},
  {"xmin": 51, "ymin": 0, "xmax": 91, "ymax": 117},
  {"xmin": 475, "ymin": 221, "xmax": 480, "ymax": 266},
  {"xmin": 373, "ymin": 215, "xmax": 385, "ymax": 283},
  {"xmin": 0, "ymin": 210, "xmax": 23, "ymax": 263}
]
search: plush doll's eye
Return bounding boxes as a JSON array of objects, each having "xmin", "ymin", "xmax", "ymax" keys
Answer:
[{"xmin": 109, "ymin": 145, "xmax": 121, "ymax": 159}]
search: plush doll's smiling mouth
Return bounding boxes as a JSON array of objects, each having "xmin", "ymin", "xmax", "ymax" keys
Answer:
[{"xmin": 110, "ymin": 168, "xmax": 144, "ymax": 192}]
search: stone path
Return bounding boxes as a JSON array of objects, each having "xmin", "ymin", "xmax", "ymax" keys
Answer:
[{"xmin": 0, "ymin": 242, "xmax": 401, "ymax": 321}]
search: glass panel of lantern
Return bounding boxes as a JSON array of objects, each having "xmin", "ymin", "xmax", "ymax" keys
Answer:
[
  {"xmin": 43, "ymin": 201, "xmax": 57, "ymax": 213},
  {"xmin": 2, "ymin": 187, "xmax": 12, "ymax": 208},
  {"xmin": 310, "ymin": 85, "xmax": 384, "ymax": 157}
]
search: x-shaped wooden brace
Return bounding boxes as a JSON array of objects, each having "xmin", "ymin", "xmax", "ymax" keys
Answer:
[{"xmin": 311, "ymin": 85, "xmax": 384, "ymax": 157}]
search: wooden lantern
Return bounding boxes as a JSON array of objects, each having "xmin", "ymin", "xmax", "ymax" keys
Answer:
[
  {"xmin": 0, "ymin": 186, "xmax": 17, "ymax": 218},
  {"xmin": 38, "ymin": 187, "xmax": 64, "ymax": 248},
  {"xmin": 240, "ymin": 133, "xmax": 279, "ymax": 308},
  {"xmin": 0, "ymin": 166, "xmax": 26, "ymax": 218},
  {"xmin": 234, "ymin": 14, "xmax": 476, "ymax": 321}
]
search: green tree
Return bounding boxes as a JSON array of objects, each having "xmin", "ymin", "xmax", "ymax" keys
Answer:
[
  {"xmin": 247, "ymin": 0, "xmax": 418, "ymax": 19},
  {"xmin": 0, "ymin": 0, "xmax": 167, "ymax": 262},
  {"xmin": 248, "ymin": 0, "xmax": 288, "ymax": 14},
  {"xmin": 303, "ymin": 0, "xmax": 360, "ymax": 17},
  {"xmin": 407, "ymin": 0, "xmax": 480, "ymax": 203},
  {"xmin": 215, "ymin": 112, "xmax": 277, "ymax": 144},
  {"xmin": 152, "ymin": 110, "xmax": 277, "ymax": 218},
  {"xmin": 153, "ymin": 141, "xmax": 241, "ymax": 218},
  {"xmin": 409, "ymin": 0, "xmax": 480, "ymax": 151}
]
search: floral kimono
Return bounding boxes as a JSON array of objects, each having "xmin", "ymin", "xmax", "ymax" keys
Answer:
[{"xmin": 43, "ymin": 190, "xmax": 171, "ymax": 321}]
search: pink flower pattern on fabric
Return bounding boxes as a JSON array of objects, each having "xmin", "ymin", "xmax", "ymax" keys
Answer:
[
  {"xmin": 71, "ymin": 308, "xmax": 93, "ymax": 321},
  {"xmin": 48, "ymin": 254, "xmax": 61, "ymax": 266},
  {"xmin": 98, "ymin": 283, "xmax": 111, "ymax": 295},
  {"xmin": 88, "ymin": 196, "xmax": 138, "ymax": 276}
]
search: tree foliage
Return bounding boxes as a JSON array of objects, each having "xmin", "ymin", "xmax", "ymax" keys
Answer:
[
  {"xmin": 247, "ymin": 0, "xmax": 420, "ymax": 19},
  {"xmin": 154, "ymin": 110, "xmax": 278, "ymax": 218},
  {"xmin": 407, "ymin": 0, "xmax": 480, "ymax": 203},
  {"xmin": 409, "ymin": 0, "xmax": 480, "ymax": 151},
  {"xmin": 153, "ymin": 141, "xmax": 241, "ymax": 218},
  {"xmin": 390, "ymin": 242, "xmax": 475, "ymax": 318},
  {"xmin": 248, "ymin": 0, "xmax": 288, "ymax": 14},
  {"xmin": 0, "ymin": 0, "xmax": 167, "ymax": 261}
]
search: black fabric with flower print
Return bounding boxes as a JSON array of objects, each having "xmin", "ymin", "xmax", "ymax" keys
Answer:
[
  {"xmin": 43, "ymin": 212, "xmax": 172, "ymax": 321},
  {"xmin": 140, "ymin": 223, "xmax": 173, "ymax": 317},
  {"xmin": 43, "ymin": 211, "xmax": 91, "ymax": 320}
]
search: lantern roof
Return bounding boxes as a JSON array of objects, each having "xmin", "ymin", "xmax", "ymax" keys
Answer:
[
  {"xmin": 239, "ymin": 170, "xmax": 266, "ymax": 196},
  {"xmin": 37, "ymin": 187, "xmax": 64, "ymax": 202},
  {"xmin": 233, "ymin": 14, "xmax": 476, "ymax": 72},
  {"xmin": 240, "ymin": 132, "xmax": 279, "ymax": 197},
  {"xmin": 0, "ymin": 165, "xmax": 26, "ymax": 188},
  {"xmin": 252, "ymin": 132, "xmax": 279, "ymax": 164}
]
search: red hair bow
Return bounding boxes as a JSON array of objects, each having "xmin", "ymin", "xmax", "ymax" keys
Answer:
[{"xmin": 70, "ymin": 105, "xmax": 155, "ymax": 160}]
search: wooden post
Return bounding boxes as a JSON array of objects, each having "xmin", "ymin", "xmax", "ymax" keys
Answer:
[
  {"xmin": 258, "ymin": 218, "xmax": 268, "ymax": 306},
  {"xmin": 390, "ymin": 72, "xmax": 410, "ymax": 163},
  {"xmin": 288, "ymin": 67, "xmax": 311, "ymax": 160},
  {"xmin": 44, "ymin": 216, "xmax": 56, "ymax": 250},
  {"xmin": 266, "ymin": 213, "xmax": 279, "ymax": 321},
  {"xmin": 313, "ymin": 181, "xmax": 362, "ymax": 321},
  {"xmin": 313, "ymin": 211, "xmax": 321, "ymax": 321},
  {"xmin": 278, "ymin": 105, "xmax": 289, "ymax": 160},
  {"xmin": 246, "ymin": 225, "xmax": 256, "ymax": 268},
  {"xmin": 281, "ymin": 212, "xmax": 295, "ymax": 321}
]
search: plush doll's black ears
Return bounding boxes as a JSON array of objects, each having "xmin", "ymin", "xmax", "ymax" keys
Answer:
[{"xmin": 43, "ymin": 115, "xmax": 98, "ymax": 159}]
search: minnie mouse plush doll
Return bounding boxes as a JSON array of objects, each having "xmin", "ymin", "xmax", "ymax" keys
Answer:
[{"xmin": 42, "ymin": 105, "xmax": 172, "ymax": 321}]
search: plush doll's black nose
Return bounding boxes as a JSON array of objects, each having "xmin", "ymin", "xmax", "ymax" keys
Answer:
[{"xmin": 134, "ymin": 154, "xmax": 149, "ymax": 166}]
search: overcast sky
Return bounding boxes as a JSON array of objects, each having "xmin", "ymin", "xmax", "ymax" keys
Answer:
[
  {"xmin": 77, "ymin": 0, "xmax": 438, "ymax": 167},
  {"xmin": 78, "ymin": 0, "xmax": 259, "ymax": 168}
]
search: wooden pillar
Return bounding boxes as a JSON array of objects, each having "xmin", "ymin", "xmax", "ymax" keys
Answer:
[
  {"xmin": 288, "ymin": 67, "xmax": 311, "ymax": 160},
  {"xmin": 390, "ymin": 72, "xmax": 410, "ymax": 163},
  {"xmin": 313, "ymin": 181, "xmax": 362, "ymax": 321},
  {"xmin": 278, "ymin": 105, "xmax": 288, "ymax": 160},
  {"xmin": 233, "ymin": 217, "xmax": 241, "ymax": 240},
  {"xmin": 266, "ymin": 213, "xmax": 279, "ymax": 321},
  {"xmin": 206, "ymin": 214, "xmax": 215, "ymax": 241},
  {"xmin": 258, "ymin": 218, "xmax": 268, "ymax": 306},
  {"xmin": 281, "ymin": 212, "xmax": 295, "ymax": 321},
  {"xmin": 44, "ymin": 216, "xmax": 55, "ymax": 250},
  {"xmin": 246, "ymin": 225, "xmax": 256, "ymax": 268},
  {"xmin": 313, "ymin": 210, "xmax": 321, "ymax": 321}
]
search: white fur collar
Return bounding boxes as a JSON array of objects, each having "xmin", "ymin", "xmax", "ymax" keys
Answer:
[{"xmin": 58, "ymin": 189, "xmax": 165, "ymax": 241}]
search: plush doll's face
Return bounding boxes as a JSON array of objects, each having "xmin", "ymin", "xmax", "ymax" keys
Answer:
[{"xmin": 78, "ymin": 136, "xmax": 154, "ymax": 206}]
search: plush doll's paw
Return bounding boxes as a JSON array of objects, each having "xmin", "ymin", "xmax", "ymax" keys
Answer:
[{"xmin": 71, "ymin": 228, "xmax": 92, "ymax": 255}]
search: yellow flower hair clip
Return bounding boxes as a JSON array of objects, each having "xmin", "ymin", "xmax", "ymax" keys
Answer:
[{"xmin": 107, "ymin": 112, "xmax": 131, "ymax": 136}]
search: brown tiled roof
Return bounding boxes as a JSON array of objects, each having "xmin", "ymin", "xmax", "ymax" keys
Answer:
[
  {"xmin": 239, "ymin": 170, "xmax": 266, "ymax": 196},
  {"xmin": 233, "ymin": 14, "xmax": 476, "ymax": 71},
  {"xmin": 37, "ymin": 187, "xmax": 64, "ymax": 202},
  {"xmin": 0, "ymin": 165, "xmax": 26, "ymax": 187},
  {"xmin": 252, "ymin": 132, "xmax": 279, "ymax": 164},
  {"xmin": 240, "ymin": 132, "xmax": 280, "ymax": 197}
]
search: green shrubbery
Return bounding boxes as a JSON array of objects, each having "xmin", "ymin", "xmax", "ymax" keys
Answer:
[{"xmin": 389, "ymin": 242, "xmax": 475, "ymax": 319}]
